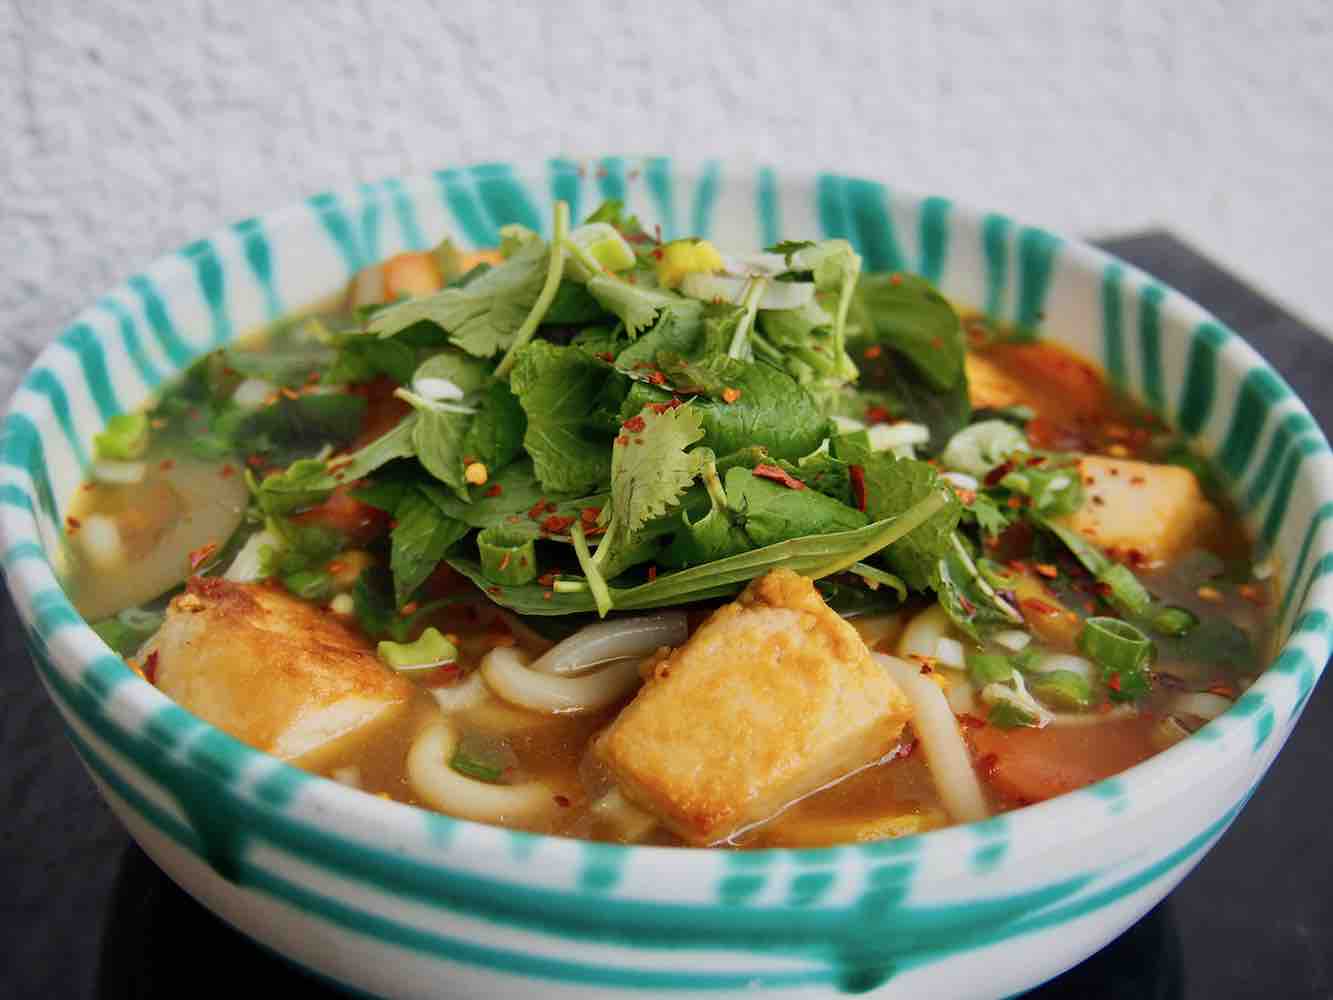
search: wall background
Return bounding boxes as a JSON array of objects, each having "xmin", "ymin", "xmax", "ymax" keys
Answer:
[{"xmin": 3, "ymin": 0, "xmax": 1330, "ymax": 399}]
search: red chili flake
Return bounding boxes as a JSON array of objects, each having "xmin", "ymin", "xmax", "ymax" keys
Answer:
[
  {"xmin": 1034, "ymin": 563, "xmax": 1059, "ymax": 579},
  {"xmin": 919, "ymin": 662, "xmax": 934, "ymax": 675},
  {"xmin": 150, "ymin": 417, "xmax": 168, "ymax": 430},
  {"xmin": 327, "ymin": 561, "xmax": 345, "ymax": 575},
  {"xmin": 1129, "ymin": 476, "xmax": 1146, "ymax": 486},
  {"xmin": 721, "ymin": 387, "xmax": 741, "ymax": 404},
  {"xmin": 647, "ymin": 399, "xmax": 683, "ymax": 414},
  {"xmin": 537, "ymin": 572, "xmax": 558, "ymax": 587},
  {"xmin": 144, "ymin": 650, "xmax": 160, "ymax": 685},
  {"xmin": 849, "ymin": 464, "xmax": 867, "ymax": 512},
  {"xmin": 280, "ymin": 387, "xmax": 301, "ymax": 401},
  {"xmin": 651, "ymin": 247, "xmax": 665, "ymax": 260},
  {"xmin": 597, "ymin": 351, "xmax": 615, "ymax": 363},
  {"xmin": 646, "ymin": 565, "xmax": 658, "ymax": 582},
  {"xmin": 159, "ymin": 459, "xmax": 176, "ymax": 472},
  {"xmin": 1026, "ymin": 455, "xmax": 1047, "ymax": 467},
  {"xmin": 863, "ymin": 345, "xmax": 883, "ymax": 359},
  {"xmin": 1238, "ymin": 583, "xmax": 1268, "ymax": 606},
  {"xmin": 401, "ymin": 601, "xmax": 419, "ymax": 616},
  {"xmin": 864, "ymin": 405, "xmax": 891, "ymax": 424},
  {"xmin": 65, "ymin": 515, "xmax": 81, "ymax": 534},
  {"xmin": 485, "ymin": 484, "xmax": 503, "ymax": 497},
  {"xmin": 554, "ymin": 794, "xmax": 571, "ymax": 807},
  {"xmin": 580, "ymin": 506, "xmax": 601, "ymax": 523},
  {"xmin": 498, "ymin": 553, "xmax": 512, "ymax": 571},
  {"xmin": 984, "ymin": 461, "xmax": 1014, "ymax": 487},
  {"xmin": 895, "ymin": 738, "xmax": 919, "ymax": 760},
  {"xmin": 1108, "ymin": 466, "xmax": 1121, "ymax": 476},
  {"xmin": 954, "ymin": 487, "xmax": 977, "ymax": 505},
  {"xmin": 615, "ymin": 435, "xmax": 630, "ymax": 447},
  {"xmin": 958, "ymin": 713, "xmax": 987, "ymax": 730},
  {"xmin": 543, "ymin": 591, "xmax": 553, "ymax": 601},
  {"xmin": 541, "ymin": 514, "xmax": 575, "ymax": 534},
  {"xmin": 1091, "ymin": 495, "xmax": 1106, "ymax": 506},
  {"xmin": 1108, "ymin": 673, "xmax": 1122, "ymax": 692},
  {"xmin": 1021, "ymin": 597, "xmax": 1061, "ymax": 617},
  {"xmin": 245, "ymin": 454, "xmax": 265, "ymax": 469},
  {"xmin": 622, "ymin": 415, "xmax": 646, "ymax": 433},
  {"xmin": 752, "ymin": 463, "xmax": 806, "ymax": 490},
  {"xmin": 890, "ymin": 273, "xmax": 903, "ymax": 287},
  {"xmin": 527, "ymin": 500, "xmax": 548, "ymax": 520},
  {"xmin": 1006, "ymin": 496, "xmax": 1025, "ymax": 509},
  {"xmin": 1208, "ymin": 682, "xmax": 1237, "ymax": 699},
  {"xmin": 187, "ymin": 542, "xmax": 218, "ymax": 572}
]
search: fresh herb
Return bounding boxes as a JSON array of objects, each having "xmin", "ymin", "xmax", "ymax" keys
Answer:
[
  {"xmin": 94, "ymin": 413, "xmax": 150, "ymax": 461},
  {"xmin": 1078, "ymin": 616, "xmax": 1154, "ymax": 701}
]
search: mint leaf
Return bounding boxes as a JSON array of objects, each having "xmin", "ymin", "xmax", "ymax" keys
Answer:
[
  {"xmin": 509, "ymin": 341, "xmax": 615, "ymax": 494},
  {"xmin": 849, "ymin": 272, "xmax": 964, "ymax": 391},
  {"xmin": 858, "ymin": 453, "xmax": 962, "ymax": 591},
  {"xmin": 396, "ymin": 391, "xmax": 473, "ymax": 501},
  {"xmin": 390, "ymin": 489, "xmax": 470, "ymax": 606}
]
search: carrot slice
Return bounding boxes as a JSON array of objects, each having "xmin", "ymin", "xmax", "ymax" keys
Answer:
[{"xmin": 970, "ymin": 716, "xmax": 1156, "ymax": 806}]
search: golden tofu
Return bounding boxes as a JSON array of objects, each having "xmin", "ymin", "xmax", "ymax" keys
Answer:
[
  {"xmin": 142, "ymin": 578, "xmax": 414, "ymax": 765},
  {"xmin": 597, "ymin": 569, "xmax": 911, "ymax": 845},
  {"xmin": 1062, "ymin": 455, "xmax": 1220, "ymax": 565},
  {"xmin": 966, "ymin": 353, "xmax": 1034, "ymax": 412}
]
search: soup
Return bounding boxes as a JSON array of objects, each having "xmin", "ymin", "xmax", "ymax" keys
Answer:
[{"xmin": 65, "ymin": 201, "xmax": 1275, "ymax": 848}]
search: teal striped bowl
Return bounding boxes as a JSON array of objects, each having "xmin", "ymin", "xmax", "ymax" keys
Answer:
[{"xmin": 4, "ymin": 158, "xmax": 1330, "ymax": 999}]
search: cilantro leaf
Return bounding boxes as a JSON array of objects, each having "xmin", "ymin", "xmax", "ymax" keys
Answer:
[
  {"xmin": 509, "ymin": 341, "xmax": 616, "ymax": 494},
  {"xmin": 592, "ymin": 403, "xmax": 709, "ymax": 579},
  {"xmin": 368, "ymin": 238, "xmax": 550, "ymax": 358},
  {"xmin": 585, "ymin": 274, "xmax": 700, "ymax": 338},
  {"xmin": 966, "ymin": 492, "xmax": 1014, "ymax": 538}
]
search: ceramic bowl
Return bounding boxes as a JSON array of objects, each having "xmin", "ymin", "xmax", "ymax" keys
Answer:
[{"xmin": 4, "ymin": 158, "xmax": 1331, "ymax": 999}]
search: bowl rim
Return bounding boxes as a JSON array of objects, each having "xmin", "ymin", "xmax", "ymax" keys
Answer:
[{"xmin": 5, "ymin": 156, "xmax": 1332, "ymax": 891}]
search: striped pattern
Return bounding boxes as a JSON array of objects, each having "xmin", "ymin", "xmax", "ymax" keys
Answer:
[{"xmin": 1, "ymin": 159, "xmax": 1330, "ymax": 998}]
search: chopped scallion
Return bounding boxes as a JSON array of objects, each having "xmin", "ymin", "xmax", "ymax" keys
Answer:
[
  {"xmin": 1078, "ymin": 616, "xmax": 1153, "ymax": 701},
  {"xmin": 95, "ymin": 412, "xmax": 150, "ymax": 461},
  {"xmin": 377, "ymin": 627, "xmax": 458, "ymax": 673}
]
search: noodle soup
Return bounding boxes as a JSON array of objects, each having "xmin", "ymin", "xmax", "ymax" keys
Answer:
[{"xmin": 66, "ymin": 201, "xmax": 1276, "ymax": 848}]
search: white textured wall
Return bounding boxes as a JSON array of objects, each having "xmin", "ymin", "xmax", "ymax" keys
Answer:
[{"xmin": 3, "ymin": 0, "xmax": 1331, "ymax": 395}]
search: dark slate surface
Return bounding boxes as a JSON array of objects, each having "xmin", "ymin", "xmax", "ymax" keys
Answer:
[{"xmin": 1, "ymin": 231, "xmax": 1328, "ymax": 1000}]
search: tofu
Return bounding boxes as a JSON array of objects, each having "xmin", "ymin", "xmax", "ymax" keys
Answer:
[
  {"xmin": 597, "ymin": 569, "xmax": 911, "ymax": 845},
  {"xmin": 965, "ymin": 345, "xmax": 1108, "ymax": 424},
  {"xmin": 142, "ymin": 578, "xmax": 414, "ymax": 764},
  {"xmin": 1062, "ymin": 455, "xmax": 1220, "ymax": 565},
  {"xmin": 966, "ymin": 353, "xmax": 1035, "ymax": 413}
]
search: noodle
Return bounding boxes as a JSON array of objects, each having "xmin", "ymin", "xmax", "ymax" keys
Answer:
[
  {"xmin": 529, "ymin": 613, "xmax": 687, "ymax": 675},
  {"xmin": 406, "ymin": 718, "xmax": 554, "ymax": 823},
  {"xmin": 875, "ymin": 653, "xmax": 990, "ymax": 823},
  {"xmin": 481, "ymin": 646, "xmax": 643, "ymax": 714}
]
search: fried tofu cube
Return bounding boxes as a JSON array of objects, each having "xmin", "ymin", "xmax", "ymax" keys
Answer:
[
  {"xmin": 966, "ymin": 345, "xmax": 1108, "ymax": 424},
  {"xmin": 966, "ymin": 352, "xmax": 1034, "ymax": 412},
  {"xmin": 1062, "ymin": 455, "xmax": 1220, "ymax": 565},
  {"xmin": 142, "ymin": 578, "xmax": 414, "ymax": 765},
  {"xmin": 597, "ymin": 569, "xmax": 911, "ymax": 845}
]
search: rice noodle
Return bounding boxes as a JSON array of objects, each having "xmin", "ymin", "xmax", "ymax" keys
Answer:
[
  {"xmin": 482, "ymin": 646, "xmax": 643, "ymax": 714},
  {"xmin": 874, "ymin": 653, "xmax": 990, "ymax": 824},
  {"xmin": 897, "ymin": 604, "xmax": 953, "ymax": 661},
  {"xmin": 92, "ymin": 460, "xmax": 147, "ymax": 485},
  {"xmin": 1029, "ymin": 652, "xmax": 1095, "ymax": 681},
  {"xmin": 430, "ymin": 670, "xmax": 491, "ymax": 712},
  {"xmin": 943, "ymin": 673, "xmax": 977, "ymax": 716},
  {"xmin": 529, "ymin": 613, "xmax": 687, "ymax": 676},
  {"xmin": 1168, "ymin": 691, "xmax": 1233, "ymax": 722},
  {"xmin": 1048, "ymin": 704, "xmax": 1138, "ymax": 727},
  {"xmin": 851, "ymin": 611, "xmax": 903, "ymax": 651},
  {"xmin": 407, "ymin": 718, "xmax": 554, "ymax": 823},
  {"xmin": 79, "ymin": 514, "xmax": 125, "ymax": 570},
  {"xmin": 589, "ymin": 789, "xmax": 657, "ymax": 843}
]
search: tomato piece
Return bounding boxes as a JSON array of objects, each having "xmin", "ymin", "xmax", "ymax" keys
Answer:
[{"xmin": 970, "ymin": 716, "xmax": 1156, "ymax": 806}]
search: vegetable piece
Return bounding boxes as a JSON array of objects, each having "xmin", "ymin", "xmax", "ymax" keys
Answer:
[
  {"xmin": 449, "ymin": 490, "xmax": 948, "ymax": 615},
  {"xmin": 969, "ymin": 717, "xmax": 1156, "ymax": 803},
  {"xmin": 655, "ymin": 238, "xmax": 724, "ymax": 288},
  {"xmin": 585, "ymin": 273, "xmax": 700, "ymax": 338},
  {"xmin": 449, "ymin": 745, "xmax": 507, "ymax": 784},
  {"xmin": 395, "ymin": 389, "xmax": 474, "ymax": 501},
  {"xmin": 1151, "ymin": 605, "xmax": 1199, "ymax": 637},
  {"xmin": 95, "ymin": 413, "xmax": 150, "ymax": 461},
  {"xmin": 1037, "ymin": 517, "xmax": 1153, "ymax": 619},
  {"xmin": 854, "ymin": 453, "xmax": 962, "ymax": 592},
  {"xmin": 509, "ymin": 341, "xmax": 616, "ymax": 494},
  {"xmin": 849, "ymin": 272, "xmax": 964, "ymax": 392},
  {"xmin": 478, "ymin": 527, "xmax": 539, "ymax": 587},
  {"xmin": 377, "ymin": 626, "xmax": 459, "ymax": 673},
  {"xmin": 726, "ymin": 467, "xmax": 867, "ymax": 547},
  {"xmin": 1028, "ymin": 669, "xmax": 1094, "ymax": 710},
  {"xmin": 980, "ymin": 670, "xmax": 1052, "ymax": 729},
  {"xmin": 495, "ymin": 200, "xmax": 571, "ymax": 376},
  {"xmin": 566, "ymin": 222, "xmax": 637, "ymax": 278},
  {"xmin": 968, "ymin": 652, "xmax": 1015, "ymax": 686},
  {"xmin": 1077, "ymin": 616, "xmax": 1154, "ymax": 701},
  {"xmin": 940, "ymin": 420, "xmax": 1029, "ymax": 478}
]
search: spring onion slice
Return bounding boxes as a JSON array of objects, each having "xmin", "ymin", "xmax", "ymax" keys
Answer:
[{"xmin": 1078, "ymin": 616, "xmax": 1154, "ymax": 700}]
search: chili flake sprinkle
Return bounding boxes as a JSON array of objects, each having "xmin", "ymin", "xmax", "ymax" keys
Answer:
[
  {"xmin": 865, "ymin": 405, "xmax": 891, "ymax": 424},
  {"xmin": 622, "ymin": 415, "xmax": 646, "ymax": 433},
  {"xmin": 721, "ymin": 387, "xmax": 742, "ymax": 403},
  {"xmin": 849, "ymin": 464, "xmax": 867, "ymax": 512},
  {"xmin": 1196, "ymin": 585, "xmax": 1223, "ymax": 603},
  {"xmin": 187, "ymin": 542, "xmax": 218, "ymax": 572},
  {"xmin": 752, "ymin": 463, "xmax": 806, "ymax": 490},
  {"xmin": 143, "ymin": 650, "xmax": 160, "ymax": 686},
  {"xmin": 485, "ymin": 483, "xmax": 503, "ymax": 497},
  {"xmin": 1034, "ymin": 563, "xmax": 1059, "ymax": 579},
  {"xmin": 863, "ymin": 345, "xmax": 882, "ymax": 359},
  {"xmin": 542, "ymin": 514, "xmax": 575, "ymax": 534},
  {"xmin": 65, "ymin": 515, "xmax": 81, "ymax": 534}
]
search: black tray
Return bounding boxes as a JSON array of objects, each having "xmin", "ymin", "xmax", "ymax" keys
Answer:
[{"xmin": 3, "ymin": 232, "xmax": 1329, "ymax": 998}]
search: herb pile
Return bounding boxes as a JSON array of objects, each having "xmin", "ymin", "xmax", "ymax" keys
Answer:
[{"xmin": 135, "ymin": 198, "xmax": 1230, "ymax": 725}]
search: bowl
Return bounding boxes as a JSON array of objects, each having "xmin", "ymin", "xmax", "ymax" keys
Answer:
[{"xmin": 4, "ymin": 158, "xmax": 1330, "ymax": 999}]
